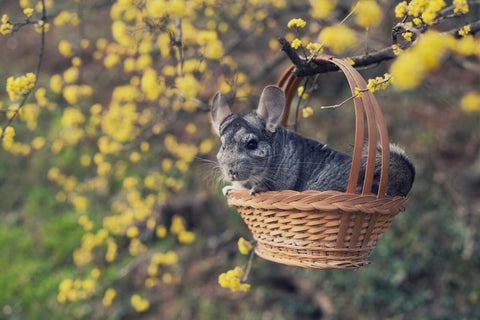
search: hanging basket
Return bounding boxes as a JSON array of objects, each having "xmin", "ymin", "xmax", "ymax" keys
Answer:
[{"xmin": 226, "ymin": 54, "xmax": 409, "ymax": 269}]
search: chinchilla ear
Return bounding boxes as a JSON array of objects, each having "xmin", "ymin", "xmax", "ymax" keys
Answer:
[
  {"xmin": 211, "ymin": 91, "xmax": 232, "ymax": 135},
  {"xmin": 256, "ymin": 85, "xmax": 285, "ymax": 133}
]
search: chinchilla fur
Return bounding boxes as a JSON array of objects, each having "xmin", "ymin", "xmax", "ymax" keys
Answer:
[{"xmin": 211, "ymin": 85, "xmax": 415, "ymax": 197}]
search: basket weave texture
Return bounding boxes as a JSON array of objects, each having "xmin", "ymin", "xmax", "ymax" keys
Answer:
[
  {"xmin": 226, "ymin": 54, "xmax": 409, "ymax": 269},
  {"xmin": 228, "ymin": 190, "xmax": 408, "ymax": 269}
]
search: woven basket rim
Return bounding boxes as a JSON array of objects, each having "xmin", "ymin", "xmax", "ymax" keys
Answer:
[{"xmin": 227, "ymin": 189, "xmax": 408, "ymax": 215}]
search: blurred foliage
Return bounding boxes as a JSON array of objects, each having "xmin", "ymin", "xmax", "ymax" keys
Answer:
[{"xmin": 0, "ymin": 0, "xmax": 480, "ymax": 319}]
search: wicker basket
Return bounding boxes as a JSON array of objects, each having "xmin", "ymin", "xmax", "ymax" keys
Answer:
[{"xmin": 226, "ymin": 55, "xmax": 409, "ymax": 269}]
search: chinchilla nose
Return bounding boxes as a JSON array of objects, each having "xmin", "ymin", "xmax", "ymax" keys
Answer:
[{"xmin": 229, "ymin": 169, "xmax": 238, "ymax": 180}]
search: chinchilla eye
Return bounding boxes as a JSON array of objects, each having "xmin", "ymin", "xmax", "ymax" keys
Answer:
[{"xmin": 246, "ymin": 139, "xmax": 258, "ymax": 150}]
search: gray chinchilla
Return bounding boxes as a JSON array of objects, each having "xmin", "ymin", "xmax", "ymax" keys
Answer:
[{"xmin": 211, "ymin": 85, "xmax": 415, "ymax": 197}]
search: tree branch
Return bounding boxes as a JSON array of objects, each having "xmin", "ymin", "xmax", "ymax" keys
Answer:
[{"xmin": 280, "ymin": 19, "xmax": 480, "ymax": 78}]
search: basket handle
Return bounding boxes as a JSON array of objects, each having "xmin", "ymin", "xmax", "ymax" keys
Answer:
[{"xmin": 276, "ymin": 54, "xmax": 390, "ymax": 199}]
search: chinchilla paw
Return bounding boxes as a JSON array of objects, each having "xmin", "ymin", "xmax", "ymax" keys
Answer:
[{"xmin": 222, "ymin": 186, "xmax": 235, "ymax": 196}]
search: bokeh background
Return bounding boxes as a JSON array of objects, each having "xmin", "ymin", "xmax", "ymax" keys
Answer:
[{"xmin": 1, "ymin": 0, "xmax": 479, "ymax": 319}]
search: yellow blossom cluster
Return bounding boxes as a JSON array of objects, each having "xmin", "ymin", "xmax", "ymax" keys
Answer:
[
  {"xmin": 458, "ymin": 25, "xmax": 471, "ymax": 37},
  {"xmin": 353, "ymin": 0, "xmax": 382, "ymax": 28},
  {"xmin": 390, "ymin": 30, "xmax": 480, "ymax": 90},
  {"xmin": 131, "ymin": 294, "xmax": 150, "ymax": 312},
  {"xmin": 6, "ymin": 73, "xmax": 36, "ymax": 101},
  {"xmin": 53, "ymin": 11, "xmax": 81, "ymax": 27},
  {"xmin": 218, "ymin": 267, "xmax": 251, "ymax": 292},
  {"xmin": 237, "ymin": 237, "xmax": 253, "ymax": 255},
  {"xmin": 102, "ymin": 288, "xmax": 116, "ymax": 307},
  {"xmin": 394, "ymin": 0, "xmax": 465, "ymax": 25},
  {"xmin": 297, "ymin": 86, "xmax": 309, "ymax": 100},
  {"xmin": 287, "ymin": 18, "xmax": 306, "ymax": 29},
  {"xmin": 170, "ymin": 215, "xmax": 196, "ymax": 244},
  {"xmin": 461, "ymin": 92, "xmax": 480, "ymax": 113},
  {"xmin": 367, "ymin": 73, "xmax": 393, "ymax": 92},
  {"xmin": 73, "ymin": 230, "xmax": 109, "ymax": 266},
  {"xmin": 453, "ymin": 0, "xmax": 469, "ymax": 14},
  {"xmin": 291, "ymin": 38, "xmax": 303, "ymax": 49},
  {"xmin": 318, "ymin": 24, "xmax": 357, "ymax": 54},
  {"xmin": 57, "ymin": 277, "xmax": 97, "ymax": 303},
  {"xmin": 302, "ymin": 106, "xmax": 314, "ymax": 118},
  {"xmin": 310, "ymin": 0, "xmax": 336, "ymax": 20},
  {"xmin": 145, "ymin": 250, "xmax": 179, "ymax": 287},
  {"xmin": 1, "ymin": 14, "xmax": 13, "ymax": 35}
]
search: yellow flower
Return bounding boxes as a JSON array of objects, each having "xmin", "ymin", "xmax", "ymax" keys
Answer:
[
  {"xmin": 170, "ymin": 215, "xmax": 185, "ymax": 234},
  {"xmin": 126, "ymin": 226, "xmax": 139, "ymax": 238},
  {"xmin": 0, "ymin": 14, "xmax": 13, "ymax": 35},
  {"xmin": 145, "ymin": 277, "xmax": 159, "ymax": 288},
  {"xmin": 34, "ymin": 21, "xmax": 49, "ymax": 33},
  {"xmin": 354, "ymin": 87, "xmax": 364, "ymax": 97},
  {"xmin": 175, "ymin": 74, "xmax": 200, "ymax": 98},
  {"xmin": 367, "ymin": 73, "xmax": 393, "ymax": 92},
  {"xmin": 90, "ymin": 268, "xmax": 101, "ymax": 279},
  {"xmin": 80, "ymin": 39, "xmax": 89, "ymax": 49},
  {"xmin": 218, "ymin": 267, "xmax": 250, "ymax": 292},
  {"xmin": 23, "ymin": 8, "xmax": 34, "ymax": 17},
  {"xmin": 131, "ymin": 294, "xmax": 150, "ymax": 313},
  {"xmin": 58, "ymin": 40, "xmax": 73, "ymax": 58},
  {"xmin": 392, "ymin": 44, "xmax": 403, "ymax": 56},
  {"xmin": 63, "ymin": 67, "xmax": 79, "ymax": 83},
  {"xmin": 390, "ymin": 31, "xmax": 452, "ymax": 90},
  {"xmin": 318, "ymin": 24, "xmax": 357, "ymax": 54},
  {"xmin": 6, "ymin": 73, "xmax": 36, "ymax": 100},
  {"xmin": 50, "ymin": 74, "xmax": 63, "ymax": 93},
  {"xmin": 394, "ymin": 1, "xmax": 407, "ymax": 18},
  {"xmin": 306, "ymin": 42, "xmax": 323, "ymax": 54},
  {"xmin": 54, "ymin": 11, "xmax": 81, "ymax": 26},
  {"xmin": 413, "ymin": 18, "xmax": 422, "ymax": 25},
  {"xmin": 458, "ymin": 25, "xmax": 471, "ymax": 37},
  {"xmin": 353, "ymin": 0, "xmax": 382, "ymax": 28},
  {"xmin": 344, "ymin": 57, "xmax": 355, "ymax": 65},
  {"xmin": 178, "ymin": 230, "xmax": 195, "ymax": 244},
  {"xmin": 461, "ymin": 92, "xmax": 480, "ymax": 113},
  {"xmin": 104, "ymin": 53, "xmax": 119, "ymax": 68},
  {"xmin": 1, "ymin": 14, "xmax": 9, "ymax": 24},
  {"xmin": 31, "ymin": 136, "xmax": 45, "ymax": 150},
  {"xmin": 141, "ymin": 68, "xmax": 163, "ymax": 100},
  {"xmin": 140, "ymin": 141, "xmax": 150, "ymax": 152},
  {"xmin": 402, "ymin": 32, "xmax": 413, "ymax": 42},
  {"xmin": 310, "ymin": 0, "xmax": 336, "ymax": 19},
  {"xmin": 2, "ymin": 126, "xmax": 15, "ymax": 145},
  {"xmin": 237, "ymin": 237, "xmax": 253, "ymax": 255},
  {"xmin": 162, "ymin": 273, "xmax": 173, "ymax": 284},
  {"xmin": 297, "ymin": 86, "xmax": 309, "ymax": 99},
  {"xmin": 287, "ymin": 18, "xmax": 306, "ymax": 28},
  {"xmin": 123, "ymin": 176, "xmax": 138, "ymax": 189},
  {"xmin": 302, "ymin": 106, "xmax": 314, "ymax": 118},
  {"xmin": 156, "ymin": 225, "xmax": 167, "ymax": 238},
  {"xmin": 453, "ymin": 0, "xmax": 469, "ymax": 14},
  {"xmin": 291, "ymin": 38, "xmax": 302, "ymax": 49},
  {"xmin": 102, "ymin": 288, "xmax": 116, "ymax": 307}
]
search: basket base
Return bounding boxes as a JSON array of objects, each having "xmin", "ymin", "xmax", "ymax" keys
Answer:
[{"xmin": 255, "ymin": 242, "xmax": 373, "ymax": 270}]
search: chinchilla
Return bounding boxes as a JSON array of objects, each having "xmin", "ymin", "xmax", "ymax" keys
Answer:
[{"xmin": 211, "ymin": 85, "xmax": 415, "ymax": 197}]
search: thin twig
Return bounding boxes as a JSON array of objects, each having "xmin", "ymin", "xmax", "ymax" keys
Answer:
[
  {"xmin": 321, "ymin": 93, "xmax": 358, "ymax": 109},
  {"xmin": 1, "ymin": 0, "xmax": 46, "ymax": 139},
  {"xmin": 174, "ymin": 18, "xmax": 184, "ymax": 77},
  {"xmin": 241, "ymin": 244, "xmax": 256, "ymax": 283}
]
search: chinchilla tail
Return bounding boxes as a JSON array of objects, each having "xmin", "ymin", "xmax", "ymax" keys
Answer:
[{"xmin": 362, "ymin": 143, "xmax": 415, "ymax": 197}]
